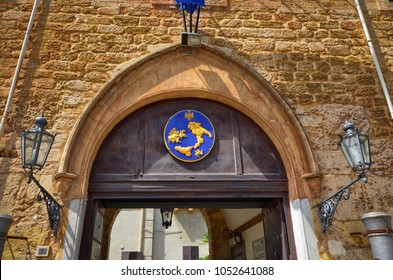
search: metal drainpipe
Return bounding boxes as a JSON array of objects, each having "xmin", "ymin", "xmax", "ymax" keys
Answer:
[
  {"xmin": 0, "ymin": 0, "xmax": 41, "ymax": 140},
  {"xmin": 354, "ymin": 0, "xmax": 393, "ymax": 119},
  {"xmin": 361, "ymin": 212, "xmax": 393, "ymax": 260}
]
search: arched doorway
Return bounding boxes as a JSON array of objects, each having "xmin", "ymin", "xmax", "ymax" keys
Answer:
[
  {"xmin": 56, "ymin": 45, "xmax": 320, "ymax": 260},
  {"xmin": 79, "ymin": 99, "xmax": 292, "ymax": 259}
]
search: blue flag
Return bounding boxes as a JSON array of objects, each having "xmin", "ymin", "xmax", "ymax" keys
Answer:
[{"xmin": 176, "ymin": 0, "xmax": 205, "ymax": 14}]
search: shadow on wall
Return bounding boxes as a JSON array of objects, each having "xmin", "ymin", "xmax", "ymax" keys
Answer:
[
  {"xmin": 173, "ymin": 209, "xmax": 208, "ymax": 243},
  {"xmin": 0, "ymin": 0, "xmax": 52, "ymax": 236}
]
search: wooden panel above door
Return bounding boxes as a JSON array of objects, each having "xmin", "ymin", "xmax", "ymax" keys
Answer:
[{"xmin": 90, "ymin": 99, "xmax": 287, "ymax": 182}]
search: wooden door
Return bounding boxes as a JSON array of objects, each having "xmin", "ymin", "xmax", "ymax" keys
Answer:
[
  {"xmin": 90, "ymin": 201, "xmax": 105, "ymax": 260},
  {"xmin": 263, "ymin": 199, "xmax": 290, "ymax": 260}
]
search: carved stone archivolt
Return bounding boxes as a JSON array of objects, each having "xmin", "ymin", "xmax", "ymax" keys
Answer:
[{"xmin": 58, "ymin": 44, "xmax": 318, "ymax": 203}]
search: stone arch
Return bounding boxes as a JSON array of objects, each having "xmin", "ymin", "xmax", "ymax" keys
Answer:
[
  {"xmin": 201, "ymin": 209, "xmax": 231, "ymax": 260},
  {"xmin": 101, "ymin": 208, "xmax": 120, "ymax": 260},
  {"xmin": 57, "ymin": 44, "xmax": 320, "ymax": 259}
]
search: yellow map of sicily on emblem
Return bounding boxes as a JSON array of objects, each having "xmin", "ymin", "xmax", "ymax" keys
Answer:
[{"xmin": 164, "ymin": 110, "xmax": 215, "ymax": 162}]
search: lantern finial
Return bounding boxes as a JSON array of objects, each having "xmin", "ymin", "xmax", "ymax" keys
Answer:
[
  {"xmin": 342, "ymin": 120, "xmax": 354, "ymax": 132},
  {"xmin": 34, "ymin": 113, "xmax": 47, "ymax": 128}
]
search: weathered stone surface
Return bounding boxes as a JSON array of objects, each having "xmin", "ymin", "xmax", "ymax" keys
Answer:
[{"xmin": 328, "ymin": 240, "xmax": 347, "ymax": 257}]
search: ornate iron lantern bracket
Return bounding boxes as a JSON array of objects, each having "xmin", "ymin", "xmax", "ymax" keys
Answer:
[
  {"xmin": 28, "ymin": 174, "xmax": 62, "ymax": 237},
  {"xmin": 317, "ymin": 172, "xmax": 367, "ymax": 232},
  {"xmin": 317, "ymin": 121, "xmax": 371, "ymax": 232}
]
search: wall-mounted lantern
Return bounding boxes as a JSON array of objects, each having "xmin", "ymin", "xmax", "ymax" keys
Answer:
[
  {"xmin": 317, "ymin": 121, "xmax": 371, "ymax": 232},
  {"xmin": 21, "ymin": 114, "xmax": 61, "ymax": 237},
  {"xmin": 176, "ymin": 0, "xmax": 205, "ymax": 46},
  {"xmin": 160, "ymin": 208, "xmax": 174, "ymax": 229}
]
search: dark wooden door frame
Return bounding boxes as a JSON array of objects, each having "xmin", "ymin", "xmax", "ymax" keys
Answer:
[
  {"xmin": 78, "ymin": 186, "xmax": 296, "ymax": 260},
  {"xmin": 263, "ymin": 199, "xmax": 291, "ymax": 260}
]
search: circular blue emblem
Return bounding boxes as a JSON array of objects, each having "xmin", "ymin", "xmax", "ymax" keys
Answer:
[{"xmin": 164, "ymin": 110, "xmax": 215, "ymax": 162}]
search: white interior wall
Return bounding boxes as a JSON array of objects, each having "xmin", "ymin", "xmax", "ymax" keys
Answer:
[
  {"xmin": 108, "ymin": 209, "xmax": 142, "ymax": 260},
  {"xmin": 109, "ymin": 208, "xmax": 209, "ymax": 260},
  {"xmin": 222, "ymin": 209, "xmax": 265, "ymax": 260},
  {"xmin": 154, "ymin": 209, "xmax": 209, "ymax": 260}
]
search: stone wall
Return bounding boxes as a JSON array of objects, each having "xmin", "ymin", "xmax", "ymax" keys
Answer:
[{"xmin": 0, "ymin": 0, "xmax": 392, "ymax": 259}]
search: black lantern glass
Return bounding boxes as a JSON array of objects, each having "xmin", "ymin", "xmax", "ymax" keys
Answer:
[
  {"xmin": 338, "ymin": 121, "xmax": 371, "ymax": 173},
  {"xmin": 21, "ymin": 114, "xmax": 55, "ymax": 172},
  {"xmin": 160, "ymin": 208, "xmax": 174, "ymax": 229}
]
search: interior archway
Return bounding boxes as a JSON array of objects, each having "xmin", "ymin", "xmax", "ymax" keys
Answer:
[{"xmin": 106, "ymin": 208, "xmax": 231, "ymax": 260}]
